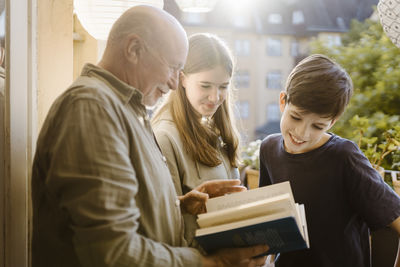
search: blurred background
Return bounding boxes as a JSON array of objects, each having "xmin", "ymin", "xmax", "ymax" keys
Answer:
[
  {"xmin": 71, "ymin": 0, "xmax": 400, "ymax": 175},
  {"xmin": 163, "ymin": 0, "xmax": 379, "ymax": 142}
]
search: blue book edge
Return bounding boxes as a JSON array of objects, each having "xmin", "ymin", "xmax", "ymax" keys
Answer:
[{"xmin": 195, "ymin": 216, "xmax": 307, "ymax": 255}]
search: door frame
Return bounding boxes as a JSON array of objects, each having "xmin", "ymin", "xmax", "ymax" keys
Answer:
[{"xmin": 2, "ymin": 0, "xmax": 37, "ymax": 266}]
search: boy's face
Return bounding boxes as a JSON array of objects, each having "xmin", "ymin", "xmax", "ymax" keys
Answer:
[{"xmin": 279, "ymin": 92, "xmax": 337, "ymax": 154}]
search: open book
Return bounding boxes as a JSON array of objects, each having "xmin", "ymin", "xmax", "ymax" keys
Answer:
[{"xmin": 194, "ymin": 181, "xmax": 309, "ymax": 255}]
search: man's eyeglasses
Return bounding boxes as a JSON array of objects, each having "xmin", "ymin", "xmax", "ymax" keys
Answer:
[{"xmin": 142, "ymin": 40, "xmax": 182, "ymax": 75}]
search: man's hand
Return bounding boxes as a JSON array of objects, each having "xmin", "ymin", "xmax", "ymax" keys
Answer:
[
  {"xmin": 179, "ymin": 179, "xmax": 246, "ymax": 215},
  {"xmin": 202, "ymin": 244, "xmax": 269, "ymax": 267}
]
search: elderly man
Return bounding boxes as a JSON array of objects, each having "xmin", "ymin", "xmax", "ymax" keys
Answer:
[{"xmin": 32, "ymin": 6, "xmax": 268, "ymax": 267}]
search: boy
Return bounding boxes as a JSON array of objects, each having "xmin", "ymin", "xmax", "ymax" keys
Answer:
[{"xmin": 259, "ymin": 54, "xmax": 400, "ymax": 267}]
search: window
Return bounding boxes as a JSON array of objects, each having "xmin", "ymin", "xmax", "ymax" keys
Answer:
[
  {"xmin": 234, "ymin": 70, "xmax": 250, "ymax": 88},
  {"xmin": 291, "ymin": 40, "xmax": 299, "ymax": 57},
  {"xmin": 235, "ymin": 39, "xmax": 250, "ymax": 56},
  {"xmin": 268, "ymin": 13, "xmax": 282, "ymax": 24},
  {"xmin": 267, "ymin": 103, "xmax": 280, "ymax": 121},
  {"xmin": 235, "ymin": 101, "xmax": 249, "ymax": 119},
  {"xmin": 325, "ymin": 35, "xmax": 342, "ymax": 47},
  {"xmin": 336, "ymin": 17, "xmax": 346, "ymax": 29},
  {"xmin": 266, "ymin": 71, "xmax": 282, "ymax": 89},
  {"xmin": 267, "ymin": 38, "xmax": 282, "ymax": 56},
  {"xmin": 292, "ymin": 10, "xmax": 305, "ymax": 25},
  {"xmin": 233, "ymin": 15, "xmax": 250, "ymax": 28},
  {"xmin": 182, "ymin": 12, "xmax": 206, "ymax": 25}
]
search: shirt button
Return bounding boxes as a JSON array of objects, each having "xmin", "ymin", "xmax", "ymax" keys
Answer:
[
  {"xmin": 162, "ymin": 156, "xmax": 167, "ymax": 163},
  {"xmin": 175, "ymin": 199, "xmax": 180, "ymax": 207},
  {"xmin": 138, "ymin": 117, "xmax": 144, "ymax": 126}
]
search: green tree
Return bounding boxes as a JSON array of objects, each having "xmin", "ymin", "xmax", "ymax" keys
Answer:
[{"xmin": 311, "ymin": 18, "xmax": 400, "ymax": 170}]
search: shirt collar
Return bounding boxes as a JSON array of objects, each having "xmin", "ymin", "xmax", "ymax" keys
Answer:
[{"xmin": 81, "ymin": 63, "xmax": 144, "ymax": 107}]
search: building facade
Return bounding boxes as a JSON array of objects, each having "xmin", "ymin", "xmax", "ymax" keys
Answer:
[{"xmin": 165, "ymin": 0, "xmax": 378, "ymax": 142}]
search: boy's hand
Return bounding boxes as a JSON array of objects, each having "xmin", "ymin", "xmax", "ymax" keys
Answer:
[
  {"xmin": 203, "ymin": 244, "xmax": 269, "ymax": 267},
  {"xmin": 179, "ymin": 179, "xmax": 246, "ymax": 215}
]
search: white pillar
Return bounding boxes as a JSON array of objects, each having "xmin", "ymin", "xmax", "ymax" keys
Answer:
[{"xmin": 5, "ymin": 0, "xmax": 35, "ymax": 265}]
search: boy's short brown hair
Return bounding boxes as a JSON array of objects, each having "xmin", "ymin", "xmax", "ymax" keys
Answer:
[{"xmin": 284, "ymin": 54, "xmax": 353, "ymax": 119}]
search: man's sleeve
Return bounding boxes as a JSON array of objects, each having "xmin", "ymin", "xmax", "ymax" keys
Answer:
[
  {"xmin": 47, "ymin": 98, "xmax": 202, "ymax": 267},
  {"xmin": 154, "ymin": 129, "xmax": 184, "ymax": 196}
]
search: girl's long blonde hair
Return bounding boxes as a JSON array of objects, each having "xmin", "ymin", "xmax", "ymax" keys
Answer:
[{"xmin": 152, "ymin": 33, "xmax": 240, "ymax": 167}]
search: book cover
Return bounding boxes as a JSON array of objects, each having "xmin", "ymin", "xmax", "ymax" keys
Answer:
[
  {"xmin": 194, "ymin": 181, "xmax": 309, "ymax": 254},
  {"xmin": 195, "ymin": 215, "xmax": 308, "ymax": 255}
]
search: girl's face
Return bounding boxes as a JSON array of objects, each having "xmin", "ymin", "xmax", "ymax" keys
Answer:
[{"xmin": 182, "ymin": 65, "xmax": 231, "ymax": 117}]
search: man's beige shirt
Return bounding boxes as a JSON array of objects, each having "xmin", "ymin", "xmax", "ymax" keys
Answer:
[{"xmin": 31, "ymin": 64, "xmax": 202, "ymax": 267}]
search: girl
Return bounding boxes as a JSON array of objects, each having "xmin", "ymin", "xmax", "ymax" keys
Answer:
[{"xmin": 152, "ymin": 33, "xmax": 241, "ymax": 246}]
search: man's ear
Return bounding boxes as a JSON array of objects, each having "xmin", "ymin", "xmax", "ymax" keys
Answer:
[
  {"xmin": 279, "ymin": 91, "xmax": 287, "ymax": 112},
  {"xmin": 124, "ymin": 34, "xmax": 142, "ymax": 64}
]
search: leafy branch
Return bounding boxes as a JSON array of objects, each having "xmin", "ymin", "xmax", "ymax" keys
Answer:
[{"xmin": 350, "ymin": 115, "xmax": 400, "ymax": 169}]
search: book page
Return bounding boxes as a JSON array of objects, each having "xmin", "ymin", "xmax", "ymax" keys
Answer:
[
  {"xmin": 298, "ymin": 204, "xmax": 310, "ymax": 248},
  {"xmin": 294, "ymin": 204, "xmax": 303, "ymax": 237},
  {"xmin": 196, "ymin": 210, "xmax": 295, "ymax": 236},
  {"xmin": 206, "ymin": 181, "xmax": 294, "ymax": 212},
  {"xmin": 203, "ymin": 181, "xmax": 303, "ymax": 232},
  {"xmin": 197, "ymin": 193, "xmax": 292, "ymax": 228},
  {"xmin": 196, "ymin": 181, "xmax": 309, "ymax": 255}
]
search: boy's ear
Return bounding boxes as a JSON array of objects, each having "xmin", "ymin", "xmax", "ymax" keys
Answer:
[
  {"xmin": 327, "ymin": 118, "xmax": 338, "ymax": 130},
  {"xmin": 279, "ymin": 91, "xmax": 287, "ymax": 112}
]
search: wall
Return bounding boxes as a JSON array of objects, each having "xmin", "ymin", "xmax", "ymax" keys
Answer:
[
  {"xmin": 37, "ymin": 0, "xmax": 74, "ymax": 128},
  {"xmin": 73, "ymin": 14, "xmax": 98, "ymax": 80}
]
